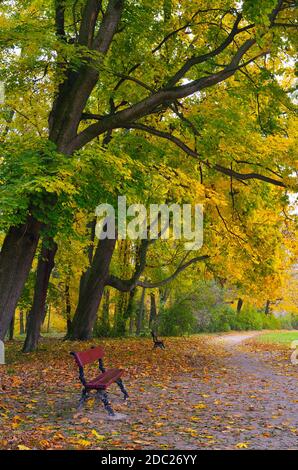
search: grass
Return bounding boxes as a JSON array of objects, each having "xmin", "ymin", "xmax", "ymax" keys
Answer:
[{"xmin": 255, "ymin": 330, "xmax": 298, "ymax": 345}]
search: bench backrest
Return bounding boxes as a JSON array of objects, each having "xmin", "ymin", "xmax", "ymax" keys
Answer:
[{"xmin": 72, "ymin": 346, "xmax": 104, "ymax": 368}]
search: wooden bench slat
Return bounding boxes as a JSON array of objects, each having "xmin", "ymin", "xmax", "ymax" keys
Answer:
[
  {"xmin": 73, "ymin": 346, "xmax": 104, "ymax": 367},
  {"xmin": 86, "ymin": 368, "xmax": 123, "ymax": 390}
]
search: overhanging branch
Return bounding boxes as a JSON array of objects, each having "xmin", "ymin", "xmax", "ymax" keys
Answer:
[
  {"xmin": 107, "ymin": 254, "xmax": 210, "ymax": 291},
  {"xmin": 137, "ymin": 255, "xmax": 210, "ymax": 288},
  {"xmin": 122, "ymin": 123, "xmax": 286, "ymax": 188},
  {"xmin": 70, "ymin": 37, "xmax": 257, "ymax": 151}
]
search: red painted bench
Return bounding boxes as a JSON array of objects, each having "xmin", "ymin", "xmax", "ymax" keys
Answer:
[{"xmin": 71, "ymin": 345, "xmax": 128, "ymax": 416}]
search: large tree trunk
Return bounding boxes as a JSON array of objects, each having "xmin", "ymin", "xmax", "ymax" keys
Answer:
[
  {"xmin": 0, "ymin": 216, "xmax": 42, "ymax": 340},
  {"xmin": 68, "ymin": 237, "xmax": 116, "ymax": 340},
  {"xmin": 22, "ymin": 240, "xmax": 57, "ymax": 352},
  {"xmin": 265, "ymin": 300, "xmax": 271, "ymax": 316}
]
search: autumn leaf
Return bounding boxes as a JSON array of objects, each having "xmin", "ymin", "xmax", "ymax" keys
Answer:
[
  {"xmin": 194, "ymin": 403, "xmax": 207, "ymax": 409},
  {"xmin": 91, "ymin": 430, "xmax": 106, "ymax": 441},
  {"xmin": 235, "ymin": 442, "xmax": 249, "ymax": 449},
  {"xmin": 76, "ymin": 439, "xmax": 91, "ymax": 447}
]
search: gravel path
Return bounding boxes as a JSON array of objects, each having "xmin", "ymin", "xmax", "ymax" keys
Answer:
[{"xmin": 186, "ymin": 332, "xmax": 298, "ymax": 449}]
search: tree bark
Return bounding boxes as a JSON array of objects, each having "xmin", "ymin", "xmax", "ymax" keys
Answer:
[
  {"xmin": 0, "ymin": 216, "xmax": 42, "ymax": 340},
  {"xmin": 68, "ymin": 237, "xmax": 116, "ymax": 340},
  {"xmin": 22, "ymin": 240, "xmax": 57, "ymax": 352},
  {"xmin": 237, "ymin": 298, "xmax": 243, "ymax": 313},
  {"xmin": 265, "ymin": 300, "xmax": 271, "ymax": 315}
]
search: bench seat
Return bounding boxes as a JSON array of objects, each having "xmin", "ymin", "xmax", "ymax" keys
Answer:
[{"xmin": 86, "ymin": 368, "xmax": 123, "ymax": 390}]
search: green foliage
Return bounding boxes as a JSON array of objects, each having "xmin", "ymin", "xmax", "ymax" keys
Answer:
[
  {"xmin": 261, "ymin": 313, "xmax": 281, "ymax": 329},
  {"xmin": 243, "ymin": 0, "xmax": 277, "ymax": 25},
  {"xmin": 202, "ymin": 305, "xmax": 235, "ymax": 333},
  {"xmin": 159, "ymin": 301, "xmax": 197, "ymax": 336},
  {"xmin": 0, "ymin": 137, "xmax": 76, "ymax": 229},
  {"xmin": 279, "ymin": 313, "xmax": 298, "ymax": 330},
  {"xmin": 159, "ymin": 292, "xmax": 286, "ymax": 335},
  {"xmin": 93, "ymin": 318, "xmax": 112, "ymax": 338},
  {"xmin": 233, "ymin": 306, "xmax": 264, "ymax": 330}
]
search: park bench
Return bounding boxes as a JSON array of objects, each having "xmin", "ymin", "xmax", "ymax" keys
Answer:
[{"xmin": 71, "ymin": 345, "xmax": 128, "ymax": 416}]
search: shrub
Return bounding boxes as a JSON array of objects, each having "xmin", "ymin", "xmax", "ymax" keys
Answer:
[
  {"xmin": 158, "ymin": 284, "xmax": 292, "ymax": 336},
  {"xmin": 261, "ymin": 313, "xmax": 281, "ymax": 329},
  {"xmin": 93, "ymin": 318, "xmax": 112, "ymax": 337},
  {"xmin": 202, "ymin": 305, "xmax": 236, "ymax": 332},
  {"xmin": 291, "ymin": 314, "xmax": 298, "ymax": 329},
  {"xmin": 159, "ymin": 302, "xmax": 197, "ymax": 336},
  {"xmin": 279, "ymin": 313, "xmax": 298, "ymax": 330},
  {"xmin": 232, "ymin": 306, "xmax": 263, "ymax": 331}
]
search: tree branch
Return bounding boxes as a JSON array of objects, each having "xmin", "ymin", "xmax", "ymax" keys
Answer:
[
  {"xmin": 213, "ymin": 163, "xmax": 285, "ymax": 187},
  {"xmin": 49, "ymin": 0, "xmax": 125, "ymax": 149},
  {"xmin": 93, "ymin": 0, "xmax": 125, "ymax": 53},
  {"xmin": 70, "ymin": 36, "xmax": 256, "ymax": 151},
  {"xmin": 122, "ymin": 123, "xmax": 202, "ymax": 158},
  {"xmin": 55, "ymin": 0, "xmax": 66, "ymax": 41},
  {"xmin": 137, "ymin": 255, "xmax": 210, "ymax": 288},
  {"xmin": 78, "ymin": 0, "xmax": 103, "ymax": 48},
  {"xmin": 106, "ymin": 239, "xmax": 151, "ymax": 292},
  {"xmin": 121, "ymin": 123, "xmax": 286, "ymax": 187},
  {"xmin": 166, "ymin": 13, "xmax": 248, "ymax": 87},
  {"xmin": 107, "ymin": 253, "xmax": 210, "ymax": 291},
  {"xmin": 272, "ymin": 22, "xmax": 298, "ymax": 27}
]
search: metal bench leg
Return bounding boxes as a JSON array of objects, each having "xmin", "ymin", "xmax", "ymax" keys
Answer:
[
  {"xmin": 116, "ymin": 378, "xmax": 129, "ymax": 400},
  {"xmin": 78, "ymin": 387, "xmax": 89, "ymax": 410},
  {"xmin": 96, "ymin": 390, "xmax": 115, "ymax": 416}
]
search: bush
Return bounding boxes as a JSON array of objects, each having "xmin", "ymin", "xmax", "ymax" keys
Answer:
[
  {"xmin": 291, "ymin": 314, "xmax": 298, "ymax": 329},
  {"xmin": 261, "ymin": 313, "xmax": 281, "ymax": 329},
  {"xmin": 159, "ymin": 302, "xmax": 197, "ymax": 336},
  {"xmin": 232, "ymin": 306, "xmax": 263, "ymax": 330},
  {"xmin": 93, "ymin": 318, "xmax": 112, "ymax": 337},
  {"xmin": 279, "ymin": 313, "xmax": 298, "ymax": 330},
  {"xmin": 201, "ymin": 305, "xmax": 236, "ymax": 333},
  {"xmin": 158, "ymin": 283, "xmax": 293, "ymax": 335}
]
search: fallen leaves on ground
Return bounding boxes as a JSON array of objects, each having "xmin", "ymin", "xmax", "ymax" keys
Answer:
[{"xmin": 0, "ymin": 333, "xmax": 298, "ymax": 450}]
